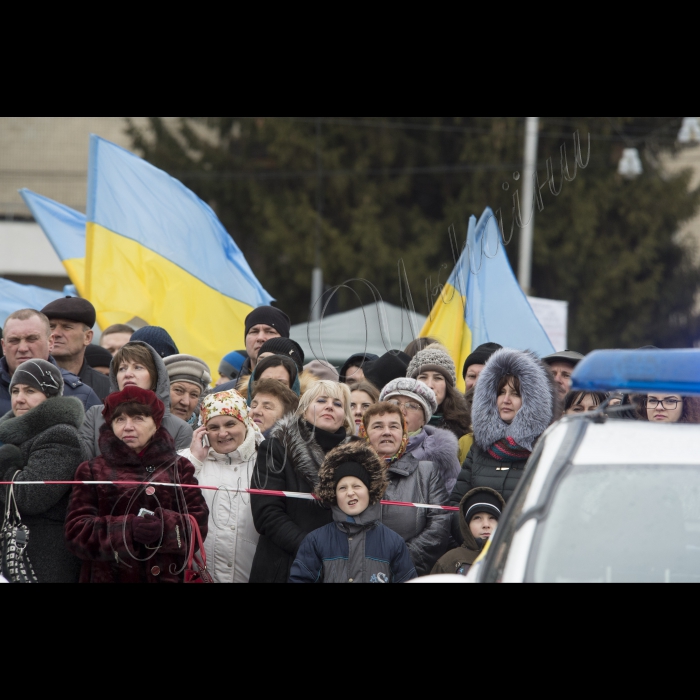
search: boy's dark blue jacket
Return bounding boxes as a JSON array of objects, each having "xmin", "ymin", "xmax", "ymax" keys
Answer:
[{"xmin": 289, "ymin": 503, "xmax": 417, "ymax": 584}]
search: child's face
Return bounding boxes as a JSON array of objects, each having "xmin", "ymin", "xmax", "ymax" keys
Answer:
[
  {"xmin": 336, "ymin": 477, "xmax": 370, "ymax": 517},
  {"xmin": 469, "ymin": 513, "xmax": 498, "ymax": 541}
]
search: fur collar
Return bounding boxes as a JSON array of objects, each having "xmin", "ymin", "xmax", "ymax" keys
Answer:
[
  {"xmin": 0, "ymin": 397, "xmax": 84, "ymax": 446},
  {"xmin": 472, "ymin": 349, "xmax": 554, "ymax": 452},
  {"xmin": 98, "ymin": 425, "xmax": 179, "ymax": 472},
  {"xmin": 270, "ymin": 414, "xmax": 347, "ymax": 489}
]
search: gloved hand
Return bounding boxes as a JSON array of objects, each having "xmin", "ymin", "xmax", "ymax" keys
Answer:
[
  {"xmin": 0, "ymin": 444, "xmax": 24, "ymax": 474},
  {"xmin": 132, "ymin": 515, "xmax": 162, "ymax": 545}
]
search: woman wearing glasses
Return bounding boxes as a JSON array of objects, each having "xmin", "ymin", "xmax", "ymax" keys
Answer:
[
  {"xmin": 379, "ymin": 379, "xmax": 461, "ymax": 494},
  {"xmin": 642, "ymin": 395, "xmax": 700, "ymax": 424}
]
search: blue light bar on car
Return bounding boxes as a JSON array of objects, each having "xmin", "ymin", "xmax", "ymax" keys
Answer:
[{"xmin": 571, "ymin": 350, "xmax": 700, "ymax": 396}]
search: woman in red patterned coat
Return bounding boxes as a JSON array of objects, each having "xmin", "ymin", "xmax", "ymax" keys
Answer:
[{"xmin": 65, "ymin": 387, "xmax": 209, "ymax": 584}]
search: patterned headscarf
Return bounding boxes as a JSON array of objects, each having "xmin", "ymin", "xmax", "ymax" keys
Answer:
[
  {"xmin": 359, "ymin": 412, "xmax": 409, "ymax": 466},
  {"xmin": 201, "ymin": 389, "xmax": 260, "ymax": 438}
]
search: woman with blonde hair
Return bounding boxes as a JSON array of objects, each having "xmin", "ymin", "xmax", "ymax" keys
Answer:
[{"xmin": 250, "ymin": 381, "xmax": 355, "ymax": 583}]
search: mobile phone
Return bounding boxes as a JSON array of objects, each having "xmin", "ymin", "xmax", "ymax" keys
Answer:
[
  {"xmin": 138, "ymin": 509, "xmax": 155, "ymax": 518},
  {"xmin": 202, "ymin": 434, "xmax": 210, "ymax": 448}
]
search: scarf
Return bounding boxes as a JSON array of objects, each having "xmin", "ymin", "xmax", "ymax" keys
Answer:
[
  {"xmin": 359, "ymin": 419, "xmax": 409, "ymax": 466},
  {"xmin": 488, "ymin": 437, "xmax": 532, "ymax": 463}
]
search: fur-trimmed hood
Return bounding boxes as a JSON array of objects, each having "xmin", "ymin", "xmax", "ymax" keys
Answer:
[
  {"xmin": 407, "ymin": 425, "xmax": 461, "ymax": 494},
  {"xmin": 0, "ymin": 397, "xmax": 84, "ymax": 446},
  {"xmin": 268, "ymin": 413, "xmax": 351, "ymax": 489},
  {"xmin": 472, "ymin": 349, "xmax": 554, "ymax": 452},
  {"xmin": 316, "ymin": 442, "xmax": 389, "ymax": 506}
]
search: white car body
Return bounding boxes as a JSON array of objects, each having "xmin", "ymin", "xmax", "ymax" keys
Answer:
[{"xmin": 471, "ymin": 417, "xmax": 700, "ymax": 584}]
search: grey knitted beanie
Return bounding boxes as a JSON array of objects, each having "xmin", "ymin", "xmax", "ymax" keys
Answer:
[
  {"xmin": 380, "ymin": 378, "xmax": 438, "ymax": 423},
  {"xmin": 406, "ymin": 344, "xmax": 457, "ymax": 387}
]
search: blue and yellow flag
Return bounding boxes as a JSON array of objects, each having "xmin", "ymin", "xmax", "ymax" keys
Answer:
[
  {"xmin": 85, "ymin": 136, "xmax": 274, "ymax": 374},
  {"xmin": 421, "ymin": 208, "xmax": 555, "ymax": 391},
  {"xmin": 0, "ymin": 278, "xmax": 64, "ymax": 328},
  {"xmin": 19, "ymin": 189, "xmax": 87, "ymax": 297}
]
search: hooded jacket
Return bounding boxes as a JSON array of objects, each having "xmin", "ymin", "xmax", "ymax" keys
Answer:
[
  {"xmin": 249, "ymin": 414, "xmax": 353, "ymax": 583},
  {"xmin": 407, "ymin": 425, "xmax": 461, "ymax": 495},
  {"xmin": 79, "ymin": 342, "xmax": 193, "ymax": 460},
  {"xmin": 290, "ymin": 442, "xmax": 416, "ymax": 584},
  {"xmin": 179, "ymin": 426, "xmax": 262, "ymax": 584},
  {"xmin": 382, "ymin": 453, "xmax": 451, "ymax": 577},
  {"xmin": 449, "ymin": 349, "xmax": 555, "ymax": 538},
  {"xmin": 0, "ymin": 356, "xmax": 101, "ymax": 417},
  {"xmin": 65, "ymin": 426, "xmax": 209, "ymax": 584},
  {"xmin": 0, "ymin": 397, "xmax": 86, "ymax": 583},
  {"xmin": 432, "ymin": 487, "xmax": 506, "ymax": 576}
]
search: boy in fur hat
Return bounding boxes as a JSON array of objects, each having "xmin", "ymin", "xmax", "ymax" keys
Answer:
[{"xmin": 289, "ymin": 443, "xmax": 417, "ymax": 584}]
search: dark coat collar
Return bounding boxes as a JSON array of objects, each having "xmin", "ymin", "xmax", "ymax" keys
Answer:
[{"xmin": 0, "ymin": 397, "xmax": 84, "ymax": 446}]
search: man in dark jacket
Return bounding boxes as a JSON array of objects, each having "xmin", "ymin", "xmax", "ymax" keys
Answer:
[
  {"xmin": 41, "ymin": 297, "xmax": 111, "ymax": 401},
  {"xmin": 241, "ymin": 306, "xmax": 292, "ymax": 376},
  {"xmin": 0, "ymin": 309, "xmax": 101, "ymax": 416}
]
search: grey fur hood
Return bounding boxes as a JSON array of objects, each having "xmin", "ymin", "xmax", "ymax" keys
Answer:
[
  {"xmin": 408, "ymin": 425, "xmax": 461, "ymax": 494},
  {"xmin": 472, "ymin": 348, "xmax": 554, "ymax": 452},
  {"xmin": 0, "ymin": 397, "xmax": 85, "ymax": 446},
  {"xmin": 108, "ymin": 341, "xmax": 172, "ymax": 410}
]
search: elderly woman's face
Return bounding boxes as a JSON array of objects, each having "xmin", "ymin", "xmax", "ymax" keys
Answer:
[
  {"xmin": 112, "ymin": 413, "xmax": 158, "ymax": 452},
  {"xmin": 11, "ymin": 384, "xmax": 47, "ymax": 417},
  {"xmin": 206, "ymin": 415, "xmax": 247, "ymax": 455}
]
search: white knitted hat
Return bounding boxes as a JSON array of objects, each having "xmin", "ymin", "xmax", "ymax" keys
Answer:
[
  {"xmin": 380, "ymin": 378, "xmax": 438, "ymax": 423},
  {"xmin": 163, "ymin": 354, "xmax": 212, "ymax": 391},
  {"xmin": 406, "ymin": 344, "xmax": 457, "ymax": 387}
]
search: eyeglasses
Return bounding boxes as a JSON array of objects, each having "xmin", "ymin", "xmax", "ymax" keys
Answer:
[
  {"xmin": 646, "ymin": 398, "xmax": 682, "ymax": 410},
  {"xmin": 388, "ymin": 400, "xmax": 423, "ymax": 413}
]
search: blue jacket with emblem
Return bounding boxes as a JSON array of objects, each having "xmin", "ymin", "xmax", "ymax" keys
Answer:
[
  {"xmin": 0, "ymin": 356, "xmax": 101, "ymax": 417},
  {"xmin": 289, "ymin": 503, "xmax": 417, "ymax": 584}
]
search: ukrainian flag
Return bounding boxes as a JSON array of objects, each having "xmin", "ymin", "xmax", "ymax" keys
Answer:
[
  {"xmin": 0, "ymin": 278, "xmax": 64, "ymax": 327},
  {"xmin": 20, "ymin": 189, "xmax": 87, "ymax": 297},
  {"xmin": 85, "ymin": 136, "xmax": 273, "ymax": 374},
  {"xmin": 421, "ymin": 208, "xmax": 554, "ymax": 391}
]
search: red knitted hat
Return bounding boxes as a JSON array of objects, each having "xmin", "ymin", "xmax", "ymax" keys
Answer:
[{"xmin": 102, "ymin": 387, "xmax": 165, "ymax": 429}]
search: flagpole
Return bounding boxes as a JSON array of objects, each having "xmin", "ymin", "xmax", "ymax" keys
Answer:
[{"xmin": 518, "ymin": 117, "xmax": 540, "ymax": 293}]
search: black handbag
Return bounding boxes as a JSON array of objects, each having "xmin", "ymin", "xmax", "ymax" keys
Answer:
[{"xmin": 1, "ymin": 472, "xmax": 38, "ymax": 584}]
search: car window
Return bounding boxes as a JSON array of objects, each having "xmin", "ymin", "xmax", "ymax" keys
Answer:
[{"xmin": 530, "ymin": 465, "xmax": 700, "ymax": 583}]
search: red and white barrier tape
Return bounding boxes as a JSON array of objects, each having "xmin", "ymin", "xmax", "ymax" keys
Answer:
[{"xmin": 0, "ymin": 481, "xmax": 460, "ymax": 512}]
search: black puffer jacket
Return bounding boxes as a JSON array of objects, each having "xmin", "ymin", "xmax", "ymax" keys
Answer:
[
  {"xmin": 250, "ymin": 415, "xmax": 353, "ymax": 583},
  {"xmin": 381, "ymin": 454, "xmax": 450, "ymax": 577},
  {"xmin": 449, "ymin": 348, "xmax": 554, "ymax": 544},
  {"xmin": 0, "ymin": 397, "xmax": 86, "ymax": 583}
]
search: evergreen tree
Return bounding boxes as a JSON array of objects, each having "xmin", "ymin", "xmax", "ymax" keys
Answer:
[{"xmin": 126, "ymin": 116, "xmax": 700, "ymax": 351}]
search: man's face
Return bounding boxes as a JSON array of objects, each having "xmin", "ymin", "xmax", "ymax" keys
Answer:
[
  {"xmin": 2, "ymin": 318, "xmax": 53, "ymax": 374},
  {"xmin": 101, "ymin": 332, "xmax": 133, "ymax": 357},
  {"xmin": 49, "ymin": 319, "xmax": 92, "ymax": 361},
  {"xmin": 549, "ymin": 361, "xmax": 576, "ymax": 401},
  {"xmin": 246, "ymin": 325, "xmax": 281, "ymax": 364}
]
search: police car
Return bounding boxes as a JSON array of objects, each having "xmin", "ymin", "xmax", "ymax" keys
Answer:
[{"xmin": 467, "ymin": 350, "xmax": 700, "ymax": 584}]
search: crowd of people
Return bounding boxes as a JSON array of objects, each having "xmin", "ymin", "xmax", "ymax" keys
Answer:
[{"xmin": 0, "ymin": 297, "xmax": 695, "ymax": 584}]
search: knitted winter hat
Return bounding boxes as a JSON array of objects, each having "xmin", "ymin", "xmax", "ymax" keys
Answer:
[
  {"xmin": 245, "ymin": 306, "xmax": 291, "ymax": 339},
  {"xmin": 85, "ymin": 344, "xmax": 113, "ymax": 370},
  {"xmin": 259, "ymin": 337, "xmax": 305, "ymax": 371},
  {"xmin": 9, "ymin": 360, "xmax": 64, "ymax": 399},
  {"xmin": 363, "ymin": 351, "xmax": 411, "ymax": 392},
  {"xmin": 304, "ymin": 360, "xmax": 340, "ymax": 383},
  {"xmin": 219, "ymin": 351, "xmax": 248, "ymax": 380},
  {"xmin": 131, "ymin": 327, "xmax": 179, "ymax": 359},
  {"xmin": 333, "ymin": 462, "xmax": 372, "ymax": 491},
  {"xmin": 201, "ymin": 389, "xmax": 257, "ymax": 432},
  {"xmin": 380, "ymin": 378, "xmax": 438, "ymax": 424},
  {"xmin": 463, "ymin": 491, "xmax": 503, "ymax": 524},
  {"xmin": 103, "ymin": 387, "xmax": 165, "ymax": 429},
  {"xmin": 163, "ymin": 354, "xmax": 212, "ymax": 392},
  {"xmin": 463, "ymin": 343, "xmax": 503, "ymax": 378},
  {"xmin": 407, "ymin": 344, "xmax": 457, "ymax": 387}
]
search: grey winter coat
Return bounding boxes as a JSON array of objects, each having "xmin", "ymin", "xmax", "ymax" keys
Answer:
[
  {"xmin": 79, "ymin": 342, "xmax": 193, "ymax": 460},
  {"xmin": 382, "ymin": 454, "xmax": 450, "ymax": 577},
  {"xmin": 0, "ymin": 397, "xmax": 86, "ymax": 583},
  {"xmin": 407, "ymin": 425, "xmax": 461, "ymax": 495}
]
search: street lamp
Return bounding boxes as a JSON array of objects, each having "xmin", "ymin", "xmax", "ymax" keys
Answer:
[
  {"xmin": 618, "ymin": 148, "xmax": 643, "ymax": 178},
  {"xmin": 678, "ymin": 117, "xmax": 700, "ymax": 144},
  {"xmin": 518, "ymin": 117, "xmax": 540, "ymax": 292}
]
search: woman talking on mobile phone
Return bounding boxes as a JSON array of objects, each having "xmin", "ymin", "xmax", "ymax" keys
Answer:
[{"xmin": 179, "ymin": 389, "xmax": 263, "ymax": 584}]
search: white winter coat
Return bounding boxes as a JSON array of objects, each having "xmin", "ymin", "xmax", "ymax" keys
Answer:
[{"xmin": 180, "ymin": 428, "xmax": 262, "ymax": 584}]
